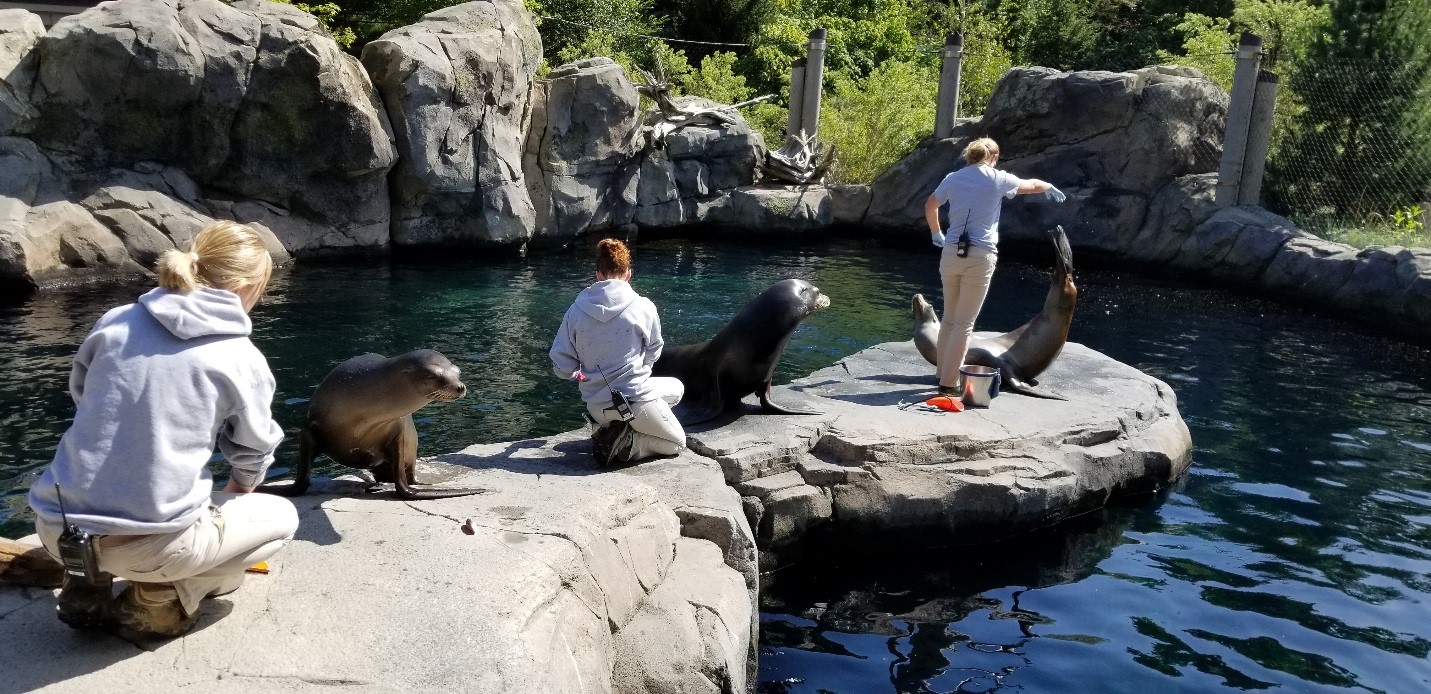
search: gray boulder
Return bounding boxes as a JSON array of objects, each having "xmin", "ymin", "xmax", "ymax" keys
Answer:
[
  {"xmin": 0, "ymin": 9, "xmax": 43, "ymax": 135},
  {"xmin": 686, "ymin": 340, "xmax": 1192, "ymax": 548},
  {"xmin": 694, "ymin": 186, "xmax": 835, "ymax": 233},
  {"xmin": 22, "ymin": 0, "xmax": 395, "ymax": 256},
  {"xmin": 362, "ymin": 0, "xmax": 543, "ymax": 247},
  {"xmin": 1126, "ymin": 173, "xmax": 1219, "ymax": 265},
  {"xmin": 0, "ymin": 137, "xmax": 144, "ymax": 286},
  {"xmin": 524, "ymin": 58, "xmax": 642, "ymax": 241},
  {"xmin": 1173, "ymin": 206, "xmax": 1306, "ymax": 283}
]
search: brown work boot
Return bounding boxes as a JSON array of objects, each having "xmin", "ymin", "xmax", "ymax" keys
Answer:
[{"xmin": 114, "ymin": 582, "xmax": 197, "ymax": 638}]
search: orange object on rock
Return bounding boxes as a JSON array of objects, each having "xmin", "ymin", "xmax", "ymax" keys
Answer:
[
  {"xmin": 245, "ymin": 561, "xmax": 269, "ymax": 574},
  {"xmin": 924, "ymin": 396, "xmax": 965, "ymax": 412}
]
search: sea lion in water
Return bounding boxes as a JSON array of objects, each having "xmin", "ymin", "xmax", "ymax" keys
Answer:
[
  {"xmin": 914, "ymin": 225, "xmax": 1076, "ymax": 399},
  {"xmin": 653, "ymin": 279, "xmax": 831, "ymax": 425},
  {"xmin": 266, "ymin": 349, "xmax": 484, "ymax": 499}
]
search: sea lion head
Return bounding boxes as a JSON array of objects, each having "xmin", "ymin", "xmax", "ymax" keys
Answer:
[
  {"xmin": 912, "ymin": 293, "xmax": 937, "ymax": 325},
  {"xmin": 779, "ymin": 278, "xmax": 830, "ymax": 317},
  {"xmin": 399, "ymin": 349, "xmax": 467, "ymax": 403}
]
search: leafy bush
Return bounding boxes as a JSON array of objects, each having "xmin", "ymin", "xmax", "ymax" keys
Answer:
[{"xmin": 819, "ymin": 60, "xmax": 936, "ymax": 184}]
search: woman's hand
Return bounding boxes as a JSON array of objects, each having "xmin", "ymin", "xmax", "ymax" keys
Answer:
[
  {"xmin": 223, "ymin": 479, "xmax": 256, "ymax": 494},
  {"xmin": 1044, "ymin": 186, "xmax": 1067, "ymax": 203},
  {"xmin": 930, "ymin": 231, "xmax": 946, "ymax": 248}
]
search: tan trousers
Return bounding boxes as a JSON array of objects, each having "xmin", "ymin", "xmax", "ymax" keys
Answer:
[
  {"xmin": 936, "ymin": 246, "xmax": 997, "ymax": 387},
  {"xmin": 587, "ymin": 376, "xmax": 686, "ymax": 460},
  {"xmin": 38, "ymin": 492, "xmax": 299, "ymax": 615}
]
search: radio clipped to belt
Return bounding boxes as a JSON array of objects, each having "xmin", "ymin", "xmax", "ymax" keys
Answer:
[
  {"xmin": 955, "ymin": 209, "xmax": 972, "ymax": 258},
  {"xmin": 54, "ymin": 482, "xmax": 111, "ymax": 630},
  {"xmin": 595, "ymin": 364, "xmax": 634, "ymax": 422}
]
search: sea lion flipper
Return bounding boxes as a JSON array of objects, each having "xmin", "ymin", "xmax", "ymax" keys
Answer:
[
  {"xmin": 673, "ymin": 393, "xmax": 724, "ymax": 425},
  {"xmin": 757, "ymin": 382, "xmax": 822, "ymax": 416},
  {"xmin": 1001, "ymin": 375, "xmax": 1067, "ymax": 401},
  {"xmin": 259, "ymin": 427, "xmax": 315, "ymax": 497}
]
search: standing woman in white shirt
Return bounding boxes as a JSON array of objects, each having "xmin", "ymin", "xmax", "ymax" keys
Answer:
[{"xmin": 923, "ymin": 138, "xmax": 1066, "ymax": 395}]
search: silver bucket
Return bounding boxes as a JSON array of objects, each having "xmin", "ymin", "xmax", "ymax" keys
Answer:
[{"xmin": 959, "ymin": 365, "xmax": 1001, "ymax": 408}]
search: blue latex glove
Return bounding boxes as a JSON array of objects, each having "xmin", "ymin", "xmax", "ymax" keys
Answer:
[
  {"xmin": 1045, "ymin": 186, "xmax": 1067, "ymax": 203},
  {"xmin": 930, "ymin": 231, "xmax": 946, "ymax": 248}
]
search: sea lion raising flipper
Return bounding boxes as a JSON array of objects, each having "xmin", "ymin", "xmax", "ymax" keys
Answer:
[
  {"xmin": 653, "ymin": 279, "xmax": 831, "ymax": 425},
  {"xmin": 914, "ymin": 225, "xmax": 1076, "ymax": 400},
  {"xmin": 263, "ymin": 349, "xmax": 486, "ymax": 499}
]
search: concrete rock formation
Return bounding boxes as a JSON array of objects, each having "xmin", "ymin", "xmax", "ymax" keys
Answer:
[
  {"xmin": 691, "ymin": 340, "xmax": 1191, "ymax": 550},
  {"xmin": 363, "ymin": 0, "xmax": 543, "ymax": 247},
  {"xmin": 0, "ymin": 10, "xmax": 44, "ymax": 136},
  {"xmin": 0, "ymin": 0, "xmax": 392, "ymax": 291},
  {"xmin": 523, "ymin": 57, "xmax": 644, "ymax": 241},
  {"xmin": 23, "ymin": 0, "xmax": 396, "ymax": 253}
]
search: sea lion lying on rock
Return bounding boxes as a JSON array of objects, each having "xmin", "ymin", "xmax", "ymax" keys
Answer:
[
  {"xmin": 914, "ymin": 225, "xmax": 1076, "ymax": 399},
  {"xmin": 264, "ymin": 349, "xmax": 485, "ymax": 499},
  {"xmin": 654, "ymin": 279, "xmax": 831, "ymax": 424}
]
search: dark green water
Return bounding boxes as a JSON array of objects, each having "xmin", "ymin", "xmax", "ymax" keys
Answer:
[{"xmin": 2, "ymin": 238, "xmax": 1428, "ymax": 692}]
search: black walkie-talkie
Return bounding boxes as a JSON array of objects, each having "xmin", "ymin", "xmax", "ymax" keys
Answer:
[
  {"xmin": 55, "ymin": 483, "xmax": 100, "ymax": 585},
  {"xmin": 956, "ymin": 210, "xmax": 972, "ymax": 258},
  {"xmin": 595, "ymin": 364, "xmax": 634, "ymax": 422},
  {"xmin": 54, "ymin": 483, "xmax": 110, "ymax": 630}
]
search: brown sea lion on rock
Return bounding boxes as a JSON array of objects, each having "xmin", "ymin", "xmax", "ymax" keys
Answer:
[
  {"xmin": 264, "ymin": 349, "xmax": 485, "ymax": 499},
  {"xmin": 653, "ymin": 279, "xmax": 831, "ymax": 424},
  {"xmin": 914, "ymin": 226, "xmax": 1076, "ymax": 399}
]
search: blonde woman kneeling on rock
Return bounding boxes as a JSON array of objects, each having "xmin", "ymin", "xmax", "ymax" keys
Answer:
[
  {"xmin": 551, "ymin": 238, "xmax": 686, "ymax": 466},
  {"xmin": 28, "ymin": 221, "xmax": 297, "ymax": 638},
  {"xmin": 924, "ymin": 137, "xmax": 1066, "ymax": 395}
]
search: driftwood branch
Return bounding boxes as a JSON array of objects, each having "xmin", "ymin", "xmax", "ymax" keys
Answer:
[
  {"xmin": 1, "ymin": 537, "xmax": 63, "ymax": 588},
  {"xmin": 634, "ymin": 68, "xmax": 775, "ymax": 144},
  {"xmin": 762, "ymin": 131, "xmax": 835, "ymax": 185}
]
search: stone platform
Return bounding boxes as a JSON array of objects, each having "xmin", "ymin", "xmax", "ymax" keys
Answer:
[{"xmin": 0, "ymin": 340, "xmax": 1190, "ymax": 692}]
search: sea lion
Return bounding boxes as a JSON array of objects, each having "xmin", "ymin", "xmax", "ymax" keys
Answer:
[
  {"xmin": 653, "ymin": 279, "xmax": 831, "ymax": 425},
  {"xmin": 266, "ymin": 349, "xmax": 484, "ymax": 499},
  {"xmin": 914, "ymin": 225, "xmax": 1076, "ymax": 399}
]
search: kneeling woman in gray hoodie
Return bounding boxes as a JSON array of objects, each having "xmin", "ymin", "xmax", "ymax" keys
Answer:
[
  {"xmin": 550, "ymin": 239, "xmax": 686, "ymax": 464},
  {"xmin": 28, "ymin": 221, "xmax": 297, "ymax": 638}
]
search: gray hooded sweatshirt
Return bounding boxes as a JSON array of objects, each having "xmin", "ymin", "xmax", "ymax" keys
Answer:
[
  {"xmin": 550, "ymin": 279, "xmax": 664, "ymax": 404},
  {"xmin": 28, "ymin": 287, "xmax": 284, "ymax": 536}
]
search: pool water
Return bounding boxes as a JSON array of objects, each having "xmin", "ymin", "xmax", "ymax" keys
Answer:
[{"xmin": 1, "ymin": 238, "xmax": 1428, "ymax": 692}]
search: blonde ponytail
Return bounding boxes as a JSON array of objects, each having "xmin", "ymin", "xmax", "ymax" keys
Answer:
[
  {"xmin": 963, "ymin": 137, "xmax": 1001, "ymax": 166},
  {"xmin": 157, "ymin": 248, "xmax": 203, "ymax": 292},
  {"xmin": 157, "ymin": 221, "xmax": 273, "ymax": 298}
]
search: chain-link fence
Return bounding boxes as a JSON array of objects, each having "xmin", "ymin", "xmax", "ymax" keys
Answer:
[{"xmin": 1265, "ymin": 59, "xmax": 1431, "ymax": 247}]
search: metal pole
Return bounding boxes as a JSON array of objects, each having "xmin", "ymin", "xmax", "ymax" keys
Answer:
[
  {"xmin": 785, "ymin": 58, "xmax": 806, "ymax": 143},
  {"xmin": 1217, "ymin": 32, "xmax": 1263, "ymax": 208},
  {"xmin": 1238, "ymin": 69, "xmax": 1279, "ymax": 206},
  {"xmin": 934, "ymin": 33, "xmax": 965, "ymax": 139},
  {"xmin": 798, "ymin": 28, "xmax": 827, "ymax": 140}
]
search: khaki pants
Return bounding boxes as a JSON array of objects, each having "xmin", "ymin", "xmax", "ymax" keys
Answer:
[
  {"xmin": 936, "ymin": 246, "xmax": 997, "ymax": 387},
  {"xmin": 587, "ymin": 376, "xmax": 686, "ymax": 461},
  {"xmin": 38, "ymin": 492, "xmax": 299, "ymax": 615}
]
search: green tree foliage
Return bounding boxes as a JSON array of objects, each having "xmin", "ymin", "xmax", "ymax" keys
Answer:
[
  {"xmin": 271, "ymin": 0, "xmax": 358, "ymax": 48},
  {"xmin": 650, "ymin": 0, "xmax": 777, "ymax": 60},
  {"xmin": 676, "ymin": 52, "xmax": 757, "ymax": 104},
  {"xmin": 1157, "ymin": 0, "xmax": 1328, "ymax": 89},
  {"xmin": 745, "ymin": 0, "xmax": 928, "ymax": 96},
  {"xmin": 819, "ymin": 60, "xmax": 937, "ymax": 183},
  {"xmin": 1268, "ymin": 0, "xmax": 1431, "ymax": 223}
]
